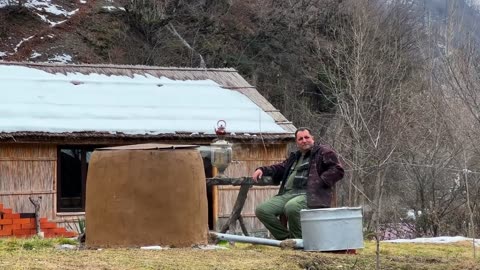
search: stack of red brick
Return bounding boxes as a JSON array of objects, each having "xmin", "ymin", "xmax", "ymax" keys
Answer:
[{"xmin": 0, "ymin": 203, "xmax": 77, "ymax": 238}]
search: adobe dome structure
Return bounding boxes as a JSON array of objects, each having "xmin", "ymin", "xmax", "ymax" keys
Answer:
[{"xmin": 85, "ymin": 144, "xmax": 208, "ymax": 248}]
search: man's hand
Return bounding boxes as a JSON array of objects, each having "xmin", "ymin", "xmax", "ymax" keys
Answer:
[{"xmin": 252, "ymin": 169, "xmax": 263, "ymax": 182}]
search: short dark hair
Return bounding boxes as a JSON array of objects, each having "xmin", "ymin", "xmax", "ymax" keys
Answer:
[{"xmin": 295, "ymin": 127, "xmax": 312, "ymax": 138}]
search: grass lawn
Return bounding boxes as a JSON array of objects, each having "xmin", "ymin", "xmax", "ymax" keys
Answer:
[{"xmin": 0, "ymin": 237, "xmax": 478, "ymax": 269}]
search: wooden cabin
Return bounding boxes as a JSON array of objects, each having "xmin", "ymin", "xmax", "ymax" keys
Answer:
[{"xmin": 0, "ymin": 61, "xmax": 295, "ymax": 234}]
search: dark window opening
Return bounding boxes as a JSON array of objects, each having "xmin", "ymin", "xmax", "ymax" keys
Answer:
[
  {"xmin": 57, "ymin": 147, "xmax": 95, "ymax": 212},
  {"xmin": 203, "ymin": 156, "xmax": 215, "ymax": 230}
]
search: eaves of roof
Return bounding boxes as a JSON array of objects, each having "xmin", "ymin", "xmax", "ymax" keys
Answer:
[{"xmin": 0, "ymin": 131, "xmax": 295, "ymax": 144}]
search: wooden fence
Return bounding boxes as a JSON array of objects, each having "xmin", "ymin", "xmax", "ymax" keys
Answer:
[
  {"xmin": 0, "ymin": 144, "xmax": 57, "ymax": 220},
  {"xmin": 215, "ymin": 142, "xmax": 288, "ymax": 233}
]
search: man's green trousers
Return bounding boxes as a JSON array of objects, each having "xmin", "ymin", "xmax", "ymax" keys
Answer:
[{"xmin": 255, "ymin": 191, "xmax": 307, "ymax": 240}]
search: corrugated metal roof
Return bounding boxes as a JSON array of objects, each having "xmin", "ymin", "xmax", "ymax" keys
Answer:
[{"xmin": 0, "ymin": 61, "xmax": 296, "ymax": 141}]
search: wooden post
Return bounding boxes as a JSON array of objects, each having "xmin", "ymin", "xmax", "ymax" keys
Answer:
[
  {"xmin": 238, "ymin": 216, "xmax": 249, "ymax": 236},
  {"xmin": 220, "ymin": 184, "xmax": 251, "ymax": 236},
  {"xmin": 332, "ymin": 184, "xmax": 337, "ymax": 207},
  {"xmin": 29, "ymin": 196, "xmax": 43, "ymax": 237},
  {"xmin": 211, "ymin": 167, "xmax": 219, "ymax": 230}
]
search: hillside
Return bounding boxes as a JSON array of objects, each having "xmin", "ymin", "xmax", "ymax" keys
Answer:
[{"xmin": 1, "ymin": 0, "xmax": 136, "ymax": 63}]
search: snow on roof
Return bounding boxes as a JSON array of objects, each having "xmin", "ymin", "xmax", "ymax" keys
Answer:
[{"xmin": 0, "ymin": 65, "xmax": 288, "ymax": 135}]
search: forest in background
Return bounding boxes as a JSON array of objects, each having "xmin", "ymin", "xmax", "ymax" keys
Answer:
[{"xmin": 2, "ymin": 0, "xmax": 480, "ymax": 240}]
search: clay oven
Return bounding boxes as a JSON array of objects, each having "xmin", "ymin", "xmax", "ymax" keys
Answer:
[{"xmin": 85, "ymin": 144, "xmax": 208, "ymax": 248}]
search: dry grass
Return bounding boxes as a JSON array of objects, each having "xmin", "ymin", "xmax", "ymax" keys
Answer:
[{"xmin": 0, "ymin": 237, "xmax": 479, "ymax": 270}]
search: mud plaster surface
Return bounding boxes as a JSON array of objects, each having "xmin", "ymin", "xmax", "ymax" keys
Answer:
[{"xmin": 85, "ymin": 148, "xmax": 208, "ymax": 248}]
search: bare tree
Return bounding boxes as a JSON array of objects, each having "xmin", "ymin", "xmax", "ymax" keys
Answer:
[
  {"xmin": 420, "ymin": 0, "xmax": 480, "ymax": 253},
  {"xmin": 315, "ymin": 0, "xmax": 424, "ymax": 229},
  {"xmin": 441, "ymin": 0, "xmax": 480, "ymax": 227},
  {"xmin": 309, "ymin": 1, "xmax": 429, "ymax": 268}
]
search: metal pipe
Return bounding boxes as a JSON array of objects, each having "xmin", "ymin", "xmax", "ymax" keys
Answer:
[{"xmin": 211, "ymin": 232, "xmax": 303, "ymax": 249}]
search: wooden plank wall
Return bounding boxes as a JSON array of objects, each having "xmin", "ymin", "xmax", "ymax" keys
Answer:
[
  {"xmin": 0, "ymin": 144, "xmax": 57, "ymax": 220},
  {"xmin": 216, "ymin": 143, "xmax": 288, "ymax": 234}
]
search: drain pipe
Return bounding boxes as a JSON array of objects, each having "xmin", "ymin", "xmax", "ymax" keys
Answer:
[{"xmin": 211, "ymin": 232, "xmax": 303, "ymax": 249}]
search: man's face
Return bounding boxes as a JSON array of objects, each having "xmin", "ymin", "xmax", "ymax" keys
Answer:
[{"xmin": 296, "ymin": 130, "xmax": 315, "ymax": 153}]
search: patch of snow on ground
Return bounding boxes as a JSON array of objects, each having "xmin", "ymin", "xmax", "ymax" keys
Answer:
[
  {"xmin": 42, "ymin": 5, "xmax": 77, "ymax": 16},
  {"xmin": 0, "ymin": 52, "xmax": 7, "ymax": 57},
  {"xmin": 140, "ymin": 246, "xmax": 169, "ymax": 250},
  {"xmin": 383, "ymin": 236, "xmax": 480, "ymax": 246},
  {"xmin": 56, "ymin": 244, "xmax": 77, "ymax": 250},
  {"xmin": 14, "ymin": 35, "xmax": 35, "ymax": 52},
  {"xmin": 79, "ymin": 0, "xmax": 86, "ymax": 3},
  {"xmin": 102, "ymin": 6, "xmax": 116, "ymax": 11},
  {"xmin": 102, "ymin": 5, "xmax": 125, "ymax": 11},
  {"xmin": 30, "ymin": 51, "xmax": 41, "ymax": 59},
  {"xmin": 48, "ymin": 53, "xmax": 72, "ymax": 63},
  {"xmin": 25, "ymin": 0, "xmax": 75, "ymax": 16},
  {"xmin": 0, "ymin": 1, "xmax": 80, "ymax": 26},
  {"xmin": 50, "ymin": 19, "xmax": 67, "ymax": 26},
  {"xmin": 35, "ymin": 12, "xmax": 70, "ymax": 27},
  {"xmin": 35, "ymin": 13, "xmax": 49, "ymax": 23},
  {"xmin": 195, "ymin": 245, "xmax": 228, "ymax": 250}
]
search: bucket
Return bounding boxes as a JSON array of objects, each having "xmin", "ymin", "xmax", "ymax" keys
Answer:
[{"xmin": 300, "ymin": 207, "xmax": 364, "ymax": 251}]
